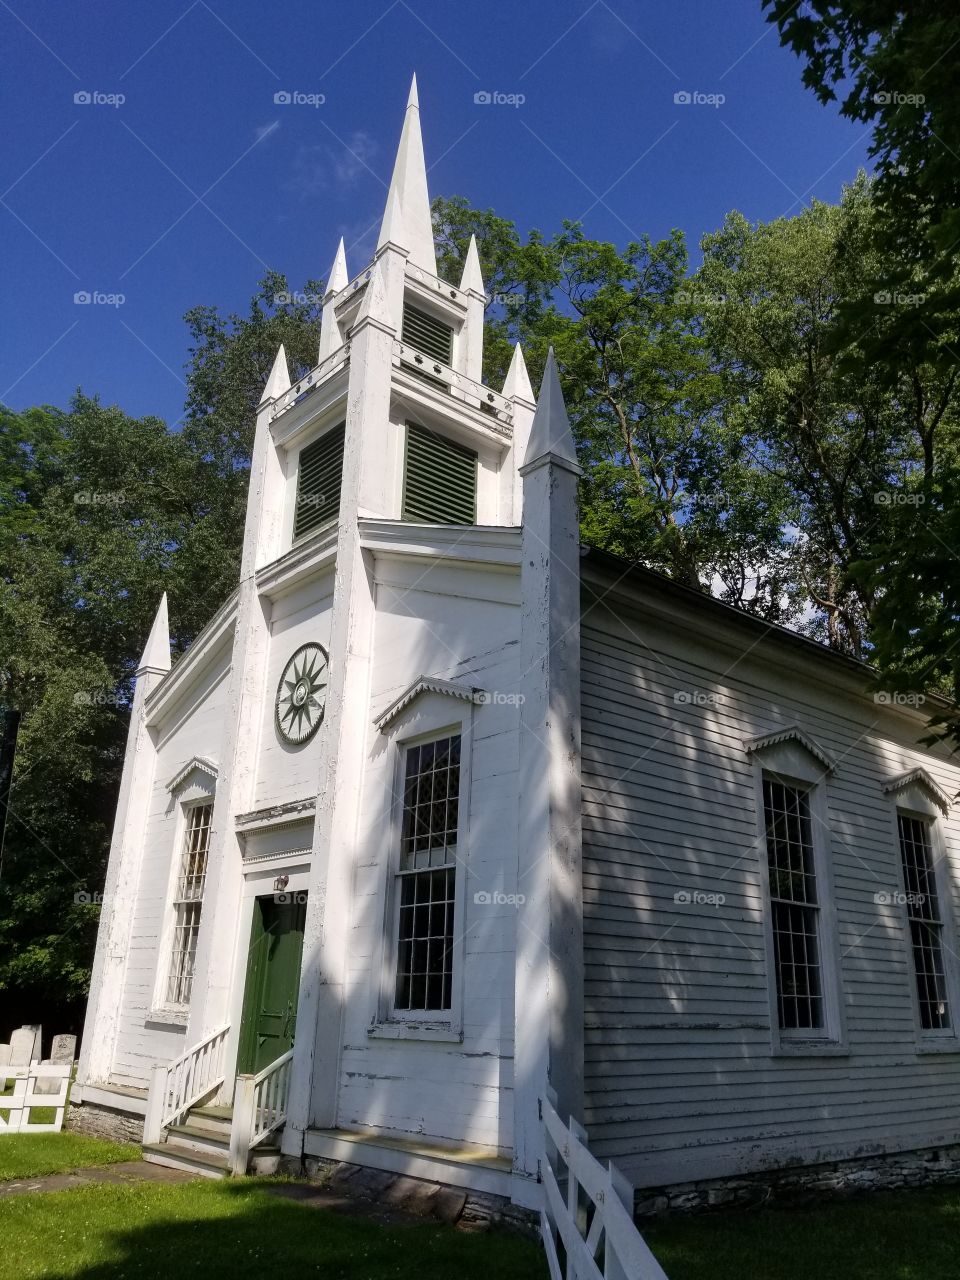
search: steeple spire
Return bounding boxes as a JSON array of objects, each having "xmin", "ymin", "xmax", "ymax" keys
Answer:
[
  {"xmin": 502, "ymin": 342, "xmax": 534, "ymax": 403},
  {"xmin": 377, "ymin": 74, "xmax": 436, "ymax": 276},
  {"xmin": 319, "ymin": 240, "xmax": 348, "ymax": 360},
  {"xmin": 459, "ymin": 234, "xmax": 484, "ymax": 296},
  {"xmin": 524, "ymin": 347, "xmax": 578, "ymax": 470},
  {"xmin": 259, "ymin": 344, "xmax": 291, "ymax": 405},
  {"xmin": 138, "ymin": 593, "xmax": 171, "ymax": 675}
]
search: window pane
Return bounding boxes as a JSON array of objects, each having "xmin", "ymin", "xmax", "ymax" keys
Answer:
[
  {"xmin": 763, "ymin": 777, "xmax": 824, "ymax": 1030},
  {"xmin": 898, "ymin": 813, "xmax": 950, "ymax": 1030},
  {"xmin": 167, "ymin": 804, "xmax": 213, "ymax": 1006}
]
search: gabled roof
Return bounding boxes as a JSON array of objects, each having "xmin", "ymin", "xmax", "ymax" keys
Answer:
[
  {"xmin": 166, "ymin": 756, "xmax": 218, "ymax": 794},
  {"xmin": 375, "ymin": 674, "xmax": 485, "ymax": 731},
  {"xmin": 883, "ymin": 767, "xmax": 953, "ymax": 814},
  {"xmin": 745, "ymin": 725, "xmax": 837, "ymax": 775}
]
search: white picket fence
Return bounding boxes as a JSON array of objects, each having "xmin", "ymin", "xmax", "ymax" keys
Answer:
[
  {"xmin": 0, "ymin": 1063, "xmax": 71, "ymax": 1134},
  {"xmin": 540, "ymin": 1094, "xmax": 669, "ymax": 1280},
  {"xmin": 228, "ymin": 1048, "xmax": 294, "ymax": 1175}
]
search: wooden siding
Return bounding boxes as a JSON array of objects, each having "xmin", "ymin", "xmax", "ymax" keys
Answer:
[{"xmin": 580, "ymin": 593, "xmax": 960, "ymax": 1188}]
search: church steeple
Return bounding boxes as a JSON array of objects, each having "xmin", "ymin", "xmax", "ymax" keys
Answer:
[
  {"xmin": 319, "ymin": 239, "xmax": 348, "ymax": 361},
  {"xmin": 377, "ymin": 73, "xmax": 436, "ymax": 276}
]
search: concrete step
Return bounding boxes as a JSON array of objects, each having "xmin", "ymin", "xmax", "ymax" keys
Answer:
[
  {"xmin": 142, "ymin": 1141, "xmax": 229, "ymax": 1179},
  {"xmin": 164, "ymin": 1122, "xmax": 230, "ymax": 1157}
]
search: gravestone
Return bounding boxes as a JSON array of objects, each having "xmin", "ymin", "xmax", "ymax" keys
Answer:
[
  {"xmin": 9, "ymin": 1027, "xmax": 36, "ymax": 1066},
  {"xmin": 0, "ymin": 1043, "xmax": 10, "ymax": 1066},
  {"xmin": 51, "ymin": 1034, "xmax": 76, "ymax": 1064}
]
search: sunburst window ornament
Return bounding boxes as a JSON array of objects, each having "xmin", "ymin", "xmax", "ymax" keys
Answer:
[{"xmin": 275, "ymin": 643, "xmax": 329, "ymax": 745}]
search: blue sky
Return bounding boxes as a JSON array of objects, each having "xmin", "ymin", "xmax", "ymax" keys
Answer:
[{"xmin": 1, "ymin": 0, "xmax": 872, "ymax": 427}]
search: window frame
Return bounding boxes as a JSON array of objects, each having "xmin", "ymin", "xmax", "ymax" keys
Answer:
[
  {"xmin": 153, "ymin": 798, "xmax": 214, "ymax": 1018},
  {"xmin": 291, "ymin": 420, "xmax": 346, "ymax": 543},
  {"xmin": 750, "ymin": 741, "xmax": 845, "ymax": 1054},
  {"xmin": 400, "ymin": 421, "xmax": 478, "ymax": 527},
  {"xmin": 374, "ymin": 716, "xmax": 472, "ymax": 1038},
  {"xmin": 887, "ymin": 789, "xmax": 960, "ymax": 1050}
]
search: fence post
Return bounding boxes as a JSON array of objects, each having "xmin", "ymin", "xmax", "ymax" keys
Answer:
[
  {"xmin": 143, "ymin": 1065, "xmax": 166, "ymax": 1145},
  {"xmin": 606, "ymin": 1160, "xmax": 635, "ymax": 1280},
  {"xmin": 229, "ymin": 1074, "xmax": 256, "ymax": 1176}
]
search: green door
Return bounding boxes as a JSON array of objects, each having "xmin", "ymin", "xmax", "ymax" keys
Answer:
[{"xmin": 237, "ymin": 895, "xmax": 306, "ymax": 1075}]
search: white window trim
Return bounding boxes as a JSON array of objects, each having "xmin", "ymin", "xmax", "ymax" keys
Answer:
[
  {"xmin": 886, "ymin": 782, "xmax": 960, "ymax": 1052},
  {"xmin": 369, "ymin": 702, "xmax": 474, "ymax": 1042},
  {"xmin": 749, "ymin": 737, "xmax": 846, "ymax": 1055},
  {"xmin": 151, "ymin": 783, "xmax": 215, "ymax": 1021}
]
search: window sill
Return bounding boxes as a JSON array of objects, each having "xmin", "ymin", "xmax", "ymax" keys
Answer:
[
  {"xmin": 367, "ymin": 1020, "xmax": 462, "ymax": 1044},
  {"xmin": 916, "ymin": 1039, "xmax": 960, "ymax": 1055},
  {"xmin": 771, "ymin": 1040, "xmax": 848, "ymax": 1058},
  {"xmin": 146, "ymin": 1008, "xmax": 188, "ymax": 1028}
]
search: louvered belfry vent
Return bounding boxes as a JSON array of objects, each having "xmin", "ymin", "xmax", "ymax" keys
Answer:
[
  {"xmin": 293, "ymin": 423, "xmax": 346, "ymax": 539},
  {"xmin": 402, "ymin": 301, "xmax": 454, "ymax": 365},
  {"xmin": 402, "ymin": 423, "xmax": 477, "ymax": 525}
]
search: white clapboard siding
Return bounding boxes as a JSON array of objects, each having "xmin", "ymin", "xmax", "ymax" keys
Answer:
[{"xmin": 580, "ymin": 593, "xmax": 960, "ymax": 1188}]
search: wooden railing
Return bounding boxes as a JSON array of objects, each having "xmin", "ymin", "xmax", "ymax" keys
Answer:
[
  {"xmin": 143, "ymin": 1024, "xmax": 229, "ymax": 1144},
  {"xmin": 0, "ymin": 1063, "xmax": 71, "ymax": 1133},
  {"xmin": 228, "ymin": 1048, "xmax": 294, "ymax": 1175},
  {"xmin": 392, "ymin": 339, "xmax": 513, "ymax": 425},
  {"xmin": 540, "ymin": 1094, "xmax": 670, "ymax": 1280}
]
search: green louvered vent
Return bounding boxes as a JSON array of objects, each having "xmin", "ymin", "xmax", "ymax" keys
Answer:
[
  {"xmin": 402, "ymin": 301, "xmax": 453, "ymax": 365},
  {"xmin": 402, "ymin": 423, "xmax": 477, "ymax": 526},
  {"xmin": 293, "ymin": 423, "xmax": 345, "ymax": 540}
]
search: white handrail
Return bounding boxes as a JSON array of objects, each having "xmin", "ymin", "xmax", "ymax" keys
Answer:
[
  {"xmin": 143, "ymin": 1023, "xmax": 230, "ymax": 1143},
  {"xmin": 540, "ymin": 1094, "xmax": 670, "ymax": 1280},
  {"xmin": 228, "ymin": 1048, "xmax": 294, "ymax": 1175}
]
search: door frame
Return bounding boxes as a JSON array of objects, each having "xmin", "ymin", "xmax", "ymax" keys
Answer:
[
  {"xmin": 223, "ymin": 857, "xmax": 310, "ymax": 1102},
  {"xmin": 236, "ymin": 892, "xmax": 307, "ymax": 1075}
]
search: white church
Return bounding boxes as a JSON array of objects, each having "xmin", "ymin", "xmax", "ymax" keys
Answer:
[{"xmin": 75, "ymin": 78, "xmax": 960, "ymax": 1221}]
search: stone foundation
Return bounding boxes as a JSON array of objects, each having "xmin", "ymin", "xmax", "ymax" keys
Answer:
[
  {"xmin": 67, "ymin": 1101, "xmax": 144, "ymax": 1145},
  {"xmin": 297, "ymin": 1155, "xmax": 537, "ymax": 1236},
  {"xmin": 634, "ymin": 1144, "xmax": 960, "ymax": 1219}
]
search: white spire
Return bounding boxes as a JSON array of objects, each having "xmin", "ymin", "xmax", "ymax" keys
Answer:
[
  {"xmin": 355, "ymin": 259, "xmax": 392, "ymax": 330},
  {"xmin": 377, "ymin": 74, "xmax": 436, "ymax": 275},
  {"xmin": 319, "ymin": 241, "xmax": 348, "ymax": 361},
  {"xmin": 502, "ymin": 342, "xmax": 534, "ymax": 403},
  {"xmin": 524, "ymin": 347, "xmax": 578, "ymax": 469},
  {"xmin": 326, "ymin": 237, "xmax": 348, "ymax": 297},
  {"xmin": 378, "ymin": 189, "xmax": 408, "ymax": 252},
  {"xmin": 259, "ymin": 344, "xmax": 291, "ymax": 405},
  {"xmin": 459, "ymin": 234, "xmax": 484, "ymax": 296},
  {"xmin": 138, "ymin": 593, "xmax": 171, "ymax": 675}
]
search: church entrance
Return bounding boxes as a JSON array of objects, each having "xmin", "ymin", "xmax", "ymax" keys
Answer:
[{"xmin": 237, "ymin": 893, "xmax": 306, "ymax": 1075}]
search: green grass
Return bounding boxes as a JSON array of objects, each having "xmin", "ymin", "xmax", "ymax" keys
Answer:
[
  {"xmin": 0, "ymin": 1178, "xmax": 547, "ymax": 1280},
  {"xmin": 643, "ymin": 1185, "xmax": 960, "ymax": 1280},
  {"xmin": 0, "ymin": 1132, "xmax": 135, "ymax": 1180}
]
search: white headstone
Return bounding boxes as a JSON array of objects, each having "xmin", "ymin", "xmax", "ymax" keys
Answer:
[
  {"xmin": 0, "ymin": 1043, "xmax": 10, "ymax": 1066},
  {"xmin": 9, "ymin": 1028, "xmax": 36, "ymax": 1066},
  {"xmin": 51, "ymin": 1034, "xmax": 76, "ymax": 1064}
]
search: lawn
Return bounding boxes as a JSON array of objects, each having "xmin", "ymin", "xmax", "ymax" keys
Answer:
[
  {"xmin": 0, "ymin": 1132, "xmax": 135, "ymax": 1180},
  {"xmin": 643, "ymin": 1185, "xmax": 960, "ymax": 1280},
  {"xmin": 0, "ymin": 1178, "xmax": 547, "ymax": 1280}
]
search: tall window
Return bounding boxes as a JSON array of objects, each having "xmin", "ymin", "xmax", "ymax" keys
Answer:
[
  {"xmin": 763, "ymin": 776, "xmax": 824, "ymax": 1031},
  {"xmin": 897, "ymin": 812, "xmax": 950, "ymax": 1031},
  {"xmin": 402, "ymin": 423, "xmax": 477, "ymax": 525},
  {"xmin": 394, "ymin": 735, "xmax": 461, "ymax": 1012},
  {"xmin": 166, "ymin": 803, "xmax": 212, "ymax": 1006},
  {"xmin": 293, "ymin": 423, "xmax": 345, "ymax": 540}
]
